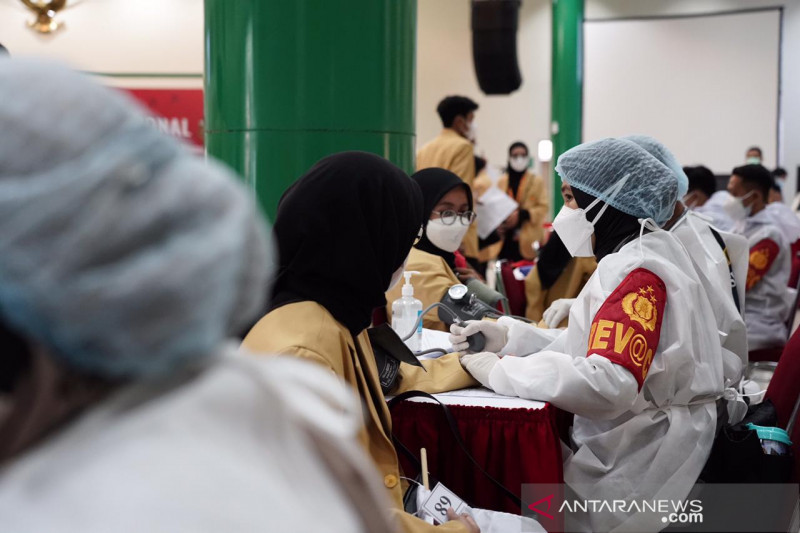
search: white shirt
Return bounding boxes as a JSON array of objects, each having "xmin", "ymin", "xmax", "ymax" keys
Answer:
[{"xmin": 0, "ymin": 350, "xmax": 392, "ymax": 533}]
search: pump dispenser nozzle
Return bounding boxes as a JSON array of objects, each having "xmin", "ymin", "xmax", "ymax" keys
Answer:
[{"xmin": 401, "ymin": 271, "xmax": 421, "ymax": 297}]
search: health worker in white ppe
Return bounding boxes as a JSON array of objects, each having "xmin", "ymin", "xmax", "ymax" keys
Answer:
[
  {"xmin": 628, "ymin": 136, "xmax": 749, "ymax": 394},
  {"xmin": 683, "ymin": 166, "xmax": 737, "ymax": 232},
  {"xmin": 544, "ymin": 135, "xmax": 749, "ymax": 404},
  {"xmin": 451, "ymin": 138, "xmax": 726, "ymax": 532},
  {"xmin": 726, "ymin": 164, "xmax": 794, "ymax": 351}
]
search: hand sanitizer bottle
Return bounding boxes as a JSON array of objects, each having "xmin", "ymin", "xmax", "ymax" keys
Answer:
[{"xmin": 391, "ymin": 271, "xmax": 423, "ymax": 352}]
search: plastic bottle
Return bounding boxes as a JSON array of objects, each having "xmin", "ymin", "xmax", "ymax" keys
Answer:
[{"xmin": 391, "ymin": 271, "xmax": 423, "ymax": 352}]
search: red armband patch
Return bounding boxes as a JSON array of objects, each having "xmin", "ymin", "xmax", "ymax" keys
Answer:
[
  {"xmin": 746, "ymin": 239, "xmax": 780, "ymax": 290},
  {"xmin": 586, "ymin": 268, "xmax": 667, "ymax": 390}
]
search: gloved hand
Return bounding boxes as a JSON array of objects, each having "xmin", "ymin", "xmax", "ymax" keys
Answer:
[
  {"xmin": 449, "ymin": 320, "xmax": 508, "ymax": 353},
  {"xmin": 542, "ymin": 298, "xmax": 576, "ymax": 329},
  {"xmin": 460, "ymin": 351, "xmax": 500, "ymax": 389}
]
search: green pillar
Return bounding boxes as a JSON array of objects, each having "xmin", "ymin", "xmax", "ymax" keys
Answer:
[
  {"xmin": 204, "ymin": 0, "xmax": 417, "ymax": 221},
  {"xmin": 550, "ymin": 0, "xmax": 583, "ymax": 214}
]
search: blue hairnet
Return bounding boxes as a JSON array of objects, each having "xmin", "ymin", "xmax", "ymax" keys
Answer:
[
  {"xmin": 623, "ymin": 135, "xmax": 688, "ymax": 198},
  {"xmin": 555, "ymin": 138, "xmax": 678, "ymax": 226},
  {"xmin": 0, "ymin": 60, "xmax": 272, "ymax": 378}
]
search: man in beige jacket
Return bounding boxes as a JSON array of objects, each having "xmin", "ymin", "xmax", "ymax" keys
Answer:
[{"xmin": 417, "ymin": 96, "xmax": 480, "ymax": 263}]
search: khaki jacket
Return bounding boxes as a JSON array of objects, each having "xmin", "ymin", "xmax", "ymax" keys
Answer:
[
  {"xmin": 385, "ymin": 247, "xmax": 461, "ymax": 332},
  {"xmin": 242, "ymin": 301, "xmax": 476, "ymax": 533},
  {"xmin": 474, "ymin": 170, "xmax": 548, "ymax": 261},
  {"xmin": 417, "ymin": 129, "xmax": 478, "ymax": 258},
  {"xmin": 524, "ymin": 257, "xmax": 597, "ymax": 324}
]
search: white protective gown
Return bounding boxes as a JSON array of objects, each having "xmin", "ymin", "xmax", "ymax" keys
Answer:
[
  {"xmin": 734, "ymin": 209, "xmax": 795, "ymax": 350},
  {"xmin": 694, "ymin": 191, "xmax": 736, "ymax": 232},
  {"xmin": 486, "ymin": 230, "xmax": 725, "ymax": 532},
  {"xmin": 0, "ymin": 348, "xmax": 394, "ymax": 533},
  {"xmin": 766, "ymin": 201, "xmax": 800, "ymax": 247},
  {"xmin": 670, "ymin": 210, "xmax": 749, "ymax": 387}
]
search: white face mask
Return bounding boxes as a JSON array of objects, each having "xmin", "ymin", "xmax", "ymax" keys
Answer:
[
  {"xmin": 509, "ymin": 156, "xmax": 530, "ymax": 173},
  {"xmin": 426, "ymin": 218, "xmax": 470, "ymax": 253},
  {"xmin": 551, "ymin": 177, "xmax": 629, "ymax": 258},
  {"xmin": 746, "ymin": 156, "xmax": 762, "ymax": 165},
  {"xmin": 552, "ymin": 206, "xmax": 597, "ymax": 257},
  {"xmin": 723, "ymin": 190, "xmax": 755, "ymax": 220},
  {"xmin": 465, "ymin": 120, "xmax": 477, "ymax": 142}
]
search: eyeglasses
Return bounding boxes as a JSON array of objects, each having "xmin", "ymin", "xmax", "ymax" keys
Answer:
[{"xmin": 431, "ymin": 210, "xmax": 477, "ymax": 226}]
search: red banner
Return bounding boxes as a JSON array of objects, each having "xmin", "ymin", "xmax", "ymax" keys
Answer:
[{"xmin": 122, "ymin": 89, "xmax": 204, "ymax": 148}]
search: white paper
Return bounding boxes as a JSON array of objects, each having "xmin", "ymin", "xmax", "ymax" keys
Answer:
[
  {"xmin": 475, "ymin": 187, "xmax": 519, "ymax": 240},
  {"xmin": 405, "ymin": 387, "xmax": 547, "ymax": 410},
  {"xmin": 422, "ymin": 482, "xmax": 467, "ymax": 522},
  {"xmin": 417, "ymin": 328, "xmax": 453, "ymax": 358}
]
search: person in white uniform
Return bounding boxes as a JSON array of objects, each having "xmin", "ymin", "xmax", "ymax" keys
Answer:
[
  {"xmin": 627, "ymin": 136, "xmax": 749, "ymax": 392},
  {"xmin": 542, "ymin": 135, "xmax": 749, "ymax": 401},
  {"xmin": 766, "ymin": 181, "xmax": 800, "ymax": 247},
  {"xmin": 726, "ymin": 164, "xmax": 794, "ymax": 351},
  {"xmin": 0, "ymin": 60, "xmax": 393, "ymax": 533},
  {"xmin": 450, "ymin": 138, "xmax": 726, "ymax": 532}
]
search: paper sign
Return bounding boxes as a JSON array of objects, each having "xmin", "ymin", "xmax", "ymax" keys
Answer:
[
  {"xmin": 421, "ymin": 482, "xmax": 468, "ymax": 523},
  {"xmin": 475, "ymin": 187, "xmax": 519, "ymax": 239}
]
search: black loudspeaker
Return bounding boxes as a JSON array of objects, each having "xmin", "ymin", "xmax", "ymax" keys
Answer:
[{"xmin": 471, "ymin": 0, "xmax": 523, "ymax": 95}]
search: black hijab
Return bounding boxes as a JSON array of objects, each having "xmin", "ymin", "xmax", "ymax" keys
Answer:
[
  {"xmin": 506, "ymin": 141, "xmax": 529, "ymax": 197},
  {"xmin": 535, "ymin": 232, "xmax": 572, "ymax": 289},
  {"xmin": 571, "ymin": 186, "xmax": 641, "ymax": 261},
  {"xmin": 411, "ymin": 168, "xmax": 473, "ymax": 269},
  {"xmin": 270, "ymin": 152, "xmax": 424, "ymax": 336}
]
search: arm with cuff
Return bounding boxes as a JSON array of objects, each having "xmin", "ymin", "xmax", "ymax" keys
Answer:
[
  {"xmin": 488, "ymin": 351, "xmax": 638, "ymax": 420},
  {"xmin": 485, "ymin": 268, "xmax": 666, "ymax": 420}
]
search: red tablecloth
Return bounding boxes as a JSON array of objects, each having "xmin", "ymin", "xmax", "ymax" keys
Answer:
[{"xmin": 390, "ymin": 398, "xmax": 564, "ymax": 514}]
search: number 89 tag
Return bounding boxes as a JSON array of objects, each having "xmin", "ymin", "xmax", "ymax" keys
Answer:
[{"xmin": 421, "ymin": 482, "xmax": 468, "ymax": 523}]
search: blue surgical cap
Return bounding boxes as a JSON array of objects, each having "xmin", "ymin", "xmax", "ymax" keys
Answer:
[
  {"xmin": 0, "ymin": 60, "xmax": 272, "ymax": 378},
  {"xmin": 555, "ymin": 138, "xmax": 678, "ymax": 226},
  {"xmin": 624, "ymin": 135, "xmax": 688, "ymax": 198}
]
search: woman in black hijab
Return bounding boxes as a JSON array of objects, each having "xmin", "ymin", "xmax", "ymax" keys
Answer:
[
  {"xmin": 525, "ymin": 182, "xmax": 636, "ymax": 326},
  {"xmin": 268, "ymin": 151, "xmax": 423, "ymax": 335},
  {"xmin": 242, "ymin": 152, "xmax": 479, "ymax": 533},
  {"xmin": 523, "ymin": 231, "xmax": 598, "ymax": 325},
  {"xmin": 496, "ymin": 141, "xmax": 549, "ymax": 262},
  {"xmin": 569, "ymin": 186, "xmax": 643, "ymax": 261},
  {"xmin": 385, "ymin": 168, "xmax": 490, "ymax": 331},
  {"xmin": 412, "ymin": 168, "xmax": 474, "ymax": 270}
]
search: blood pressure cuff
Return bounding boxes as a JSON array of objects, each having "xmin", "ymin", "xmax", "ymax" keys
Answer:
[
  {"xmin": 367, "ymin": 323, "xmax": 424, "ymax": 394},
  {"xmin": 585, "ymin": 268, "xmax": 667, "ymax": 390}
]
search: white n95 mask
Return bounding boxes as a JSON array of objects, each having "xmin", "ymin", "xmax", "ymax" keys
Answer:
[
  {"xmin": 552, "ymin": 205, "xmax": 597, "ymax": 257},
  {"xmin": 509, "ymin": 156, "xmax": 530, "ymax": 173},
  {"xmin": 723, "ymin": 191, "xmax": 754, "ymax": 221},
  {"xmin": 426, "ymin": 218, "xmax": 470, "ymax": 253},
  {"xmin": 552, "ymin": 177, "xmax": 628, "ymax": 258}
]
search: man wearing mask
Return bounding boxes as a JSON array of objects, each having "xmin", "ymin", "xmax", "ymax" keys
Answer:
[
  {"xmin": 746, "ymin": 146, "xmax": 763, "ymax": 165},
  {"xmin": 417, "ymin": 96, "xmax": 480, "ymax": 265},
  {"xmin": 727, "ymin": 164, "xmax": 794, "ymax": 351}
]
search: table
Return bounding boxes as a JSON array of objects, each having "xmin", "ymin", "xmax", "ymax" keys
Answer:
[{"xmin": 389, "ymin": 388, "xmax": 564, "ymax": 515}]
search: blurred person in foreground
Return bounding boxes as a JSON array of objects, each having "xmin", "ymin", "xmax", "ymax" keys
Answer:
[{"xmin": 0, "ymin": 60, "xmax": 393, "ymax": 533}]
